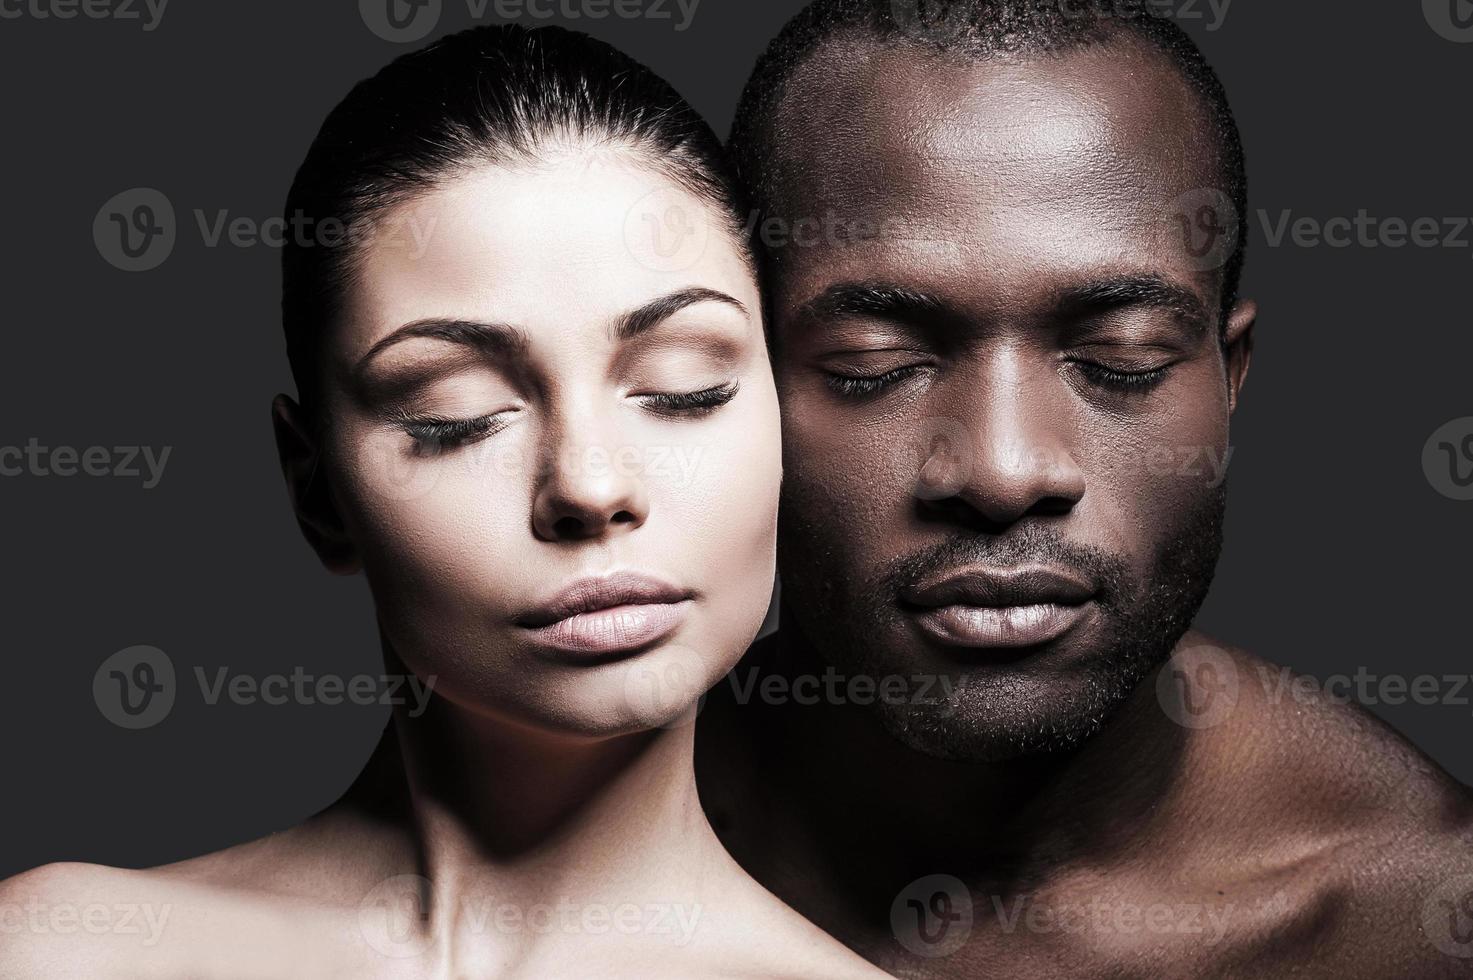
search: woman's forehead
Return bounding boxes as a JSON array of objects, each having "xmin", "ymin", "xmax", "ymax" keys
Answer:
[{"xmin": 336, "ymin": 158, "xmax": 758, "ymax": 365}]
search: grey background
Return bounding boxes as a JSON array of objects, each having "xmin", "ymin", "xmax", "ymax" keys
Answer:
[{"xmin": 1, "ymin": 0, "xmax": 1469, "ymax": 880}]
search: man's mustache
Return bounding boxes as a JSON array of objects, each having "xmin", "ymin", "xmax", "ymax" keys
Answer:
[{"xmin": 876, "ymin": 525, "xmax": 1128, "ymax": 602}]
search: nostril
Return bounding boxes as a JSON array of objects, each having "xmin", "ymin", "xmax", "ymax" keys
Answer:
[
  {"xmin": 611, "ymin": 510, "xmax": 637, "ymax": 525},
  {"xmin": 553, "ymin": 515, "xmax": 586, "ymax": 538}
]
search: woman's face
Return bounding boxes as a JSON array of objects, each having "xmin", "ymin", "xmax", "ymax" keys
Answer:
[{"xmin": 318, "ymin": 151, "xmax": 779, "ymax": 735}]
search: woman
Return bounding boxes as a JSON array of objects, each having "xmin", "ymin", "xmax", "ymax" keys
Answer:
[{"xmin": 1, "ymin": 24, "xmax": 886, "ymax": 979}]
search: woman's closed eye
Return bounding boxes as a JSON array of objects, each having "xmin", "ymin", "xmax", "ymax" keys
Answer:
[
  {"xmin": 391, "ymin": 406, "xmax": 520, "ymax": 453},
  {"xmin": 635, "ymin": 381, "xmax": 740, "ymax": 418}
]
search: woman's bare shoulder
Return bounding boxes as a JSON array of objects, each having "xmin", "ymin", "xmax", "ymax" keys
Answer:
[
  {"xmin": 0, "ymin": 814, "xmax": 411, "ymax": 979},
  {"xmin": 689, "ymin": 858, "xmax": 891, "ymax": 979}
]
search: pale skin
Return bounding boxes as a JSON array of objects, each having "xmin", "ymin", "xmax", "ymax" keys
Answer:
[
  {"xmin": 0, "ymin": 152, "xmax": 887, "ymax": 979},
  {"xmin": 696, "ymin": 36, "xmax": 1473, "ymax": 979}
]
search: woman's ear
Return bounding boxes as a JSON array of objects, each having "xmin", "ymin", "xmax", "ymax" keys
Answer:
[{"xmin": 271, "ymin": 394, "xmax": 361, "ymax": 575}]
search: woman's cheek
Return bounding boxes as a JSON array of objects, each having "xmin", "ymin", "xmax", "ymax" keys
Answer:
[{"xmin": 341, "ymin": 435, "xmax": 529, "ymax": 602}]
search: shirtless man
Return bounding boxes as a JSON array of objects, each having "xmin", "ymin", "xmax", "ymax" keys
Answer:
[{"xmin": 695, "ymin": 2, "xmax": 1473, "ymax": 976}]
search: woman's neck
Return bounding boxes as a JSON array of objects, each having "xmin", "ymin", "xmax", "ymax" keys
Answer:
[{"xmin": 335, "ymin": 636, "xmax": 726, "ymax": 959}]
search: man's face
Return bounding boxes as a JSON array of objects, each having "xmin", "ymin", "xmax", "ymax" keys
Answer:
[{"xmin": 767, "ymin": 36, "xmax": 1255, "ymax": 761}]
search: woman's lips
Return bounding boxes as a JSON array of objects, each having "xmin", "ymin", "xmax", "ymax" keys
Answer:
[
  {"xmin": 515, "ymin": 572, "xmax": 693, "ymax": 657},
  {"xmin": 523, "ymin": 600, "xmax": 691, "ymax": 655}
]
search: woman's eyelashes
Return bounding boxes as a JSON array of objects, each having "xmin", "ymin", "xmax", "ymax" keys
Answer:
[
  {"xmin": 635, "ymin": 380, "xmax": 740, "ymax": 418},
  {"xmin": 391, "ymin": 407, "xmax": 518, "ymax": 453},
  {"xmin": 388, "ymin": 381, "xmax": 739, "ymax": 452}
]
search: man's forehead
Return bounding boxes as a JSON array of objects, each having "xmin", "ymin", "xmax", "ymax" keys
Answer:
[
  {"xmin": 765, "ymin": 33, "xmax": 1213, "ymax": 220},
  {"xmin": 758, "ymin": 34, "xmax": 1224, "ymax": 318}
]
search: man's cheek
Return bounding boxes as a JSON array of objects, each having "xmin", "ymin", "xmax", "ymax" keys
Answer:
[{"xmin": 786, "ymin": 435, "xmax": 918, "ymax": 535}]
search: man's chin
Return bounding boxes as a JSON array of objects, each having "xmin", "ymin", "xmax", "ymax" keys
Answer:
[{"xmin": 860, "ymin": 653, "xmax": 1160, "ymax": 764}]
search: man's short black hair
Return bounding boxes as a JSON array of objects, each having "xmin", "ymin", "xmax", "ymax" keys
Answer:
[{"xmin": 729, "ymin": 0, "xmax": 1248, "ymax": 332}]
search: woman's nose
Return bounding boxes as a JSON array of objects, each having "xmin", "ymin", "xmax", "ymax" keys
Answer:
[{"xmin": 530, "ymin": 423, "xmax": 650, "ymax": 542}]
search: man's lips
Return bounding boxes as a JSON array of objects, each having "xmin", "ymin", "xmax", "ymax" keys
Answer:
[
  {"xmin": 515, "ymin": 572, "xmax": 694, "ymax": 656},
  {"xmin": 898, "ymin": 566, "xmax": 1097, "ymax": 650}
]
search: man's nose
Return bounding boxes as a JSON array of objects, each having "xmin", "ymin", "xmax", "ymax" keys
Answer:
[{"xmin": 914, "ymin": 353, "xmax": 1086, "ymax": 530}]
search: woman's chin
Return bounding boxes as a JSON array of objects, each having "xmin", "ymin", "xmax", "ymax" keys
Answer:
[{"xmin": 402, "ymin": 635, "xmax": 730, "ymax": 739}]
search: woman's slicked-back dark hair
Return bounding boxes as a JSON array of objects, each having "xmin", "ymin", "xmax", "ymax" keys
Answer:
[{"xmin": 281, "ymin": 24, "xmax": 749, "ymax": 428}]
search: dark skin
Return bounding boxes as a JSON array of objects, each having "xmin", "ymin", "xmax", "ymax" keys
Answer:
[{"xmin": 696, "ymin": 34, "xmax": 1473, "ymax": 979}]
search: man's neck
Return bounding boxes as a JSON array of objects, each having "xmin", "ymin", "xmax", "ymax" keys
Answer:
[{"xmin": 701, "ymin": 624, "xmax": 1202, "ymax": 933}]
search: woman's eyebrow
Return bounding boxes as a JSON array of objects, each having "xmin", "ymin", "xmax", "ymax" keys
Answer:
[
  {"xmin": 353, "ymin": 287, "xmax": 748, "ymax": 377},
  {"xmin": 613, "ymin": 287, "xmax": 750, "ymax": 341},
  {"xmin": 353, "ymin": 318, "xmax": 532, "ymax": 378}
]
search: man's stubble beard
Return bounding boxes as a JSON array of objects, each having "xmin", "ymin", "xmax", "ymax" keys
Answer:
[{"xmin": 777, "ymin": 479, "xmax": 1229, "ymax": 763}]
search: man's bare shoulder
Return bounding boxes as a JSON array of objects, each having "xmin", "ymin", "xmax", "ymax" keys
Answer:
[
  {"xmin": 1174, "ymin": 633, "xmax": 1469, "ymax": 824},
  {"xmin": 1161, "ymin": 632, "xmax": 1473, "ymax": 975}
]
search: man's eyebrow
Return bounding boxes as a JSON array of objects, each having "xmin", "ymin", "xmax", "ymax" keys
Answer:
[
  {"xmin": 1053, "ymin": 275, "xmax": 1212, "ymax": 337},
  {"xmin": 614, "ymin": 287, "xmax": 751, "ymax": 341},
  {"xmin": 793, "ymin": 282, "xmax": 950, "ymax": 330},
  {"xmin": 354, "ymin": 318, "xmax": 531, "ymax": 377}
]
